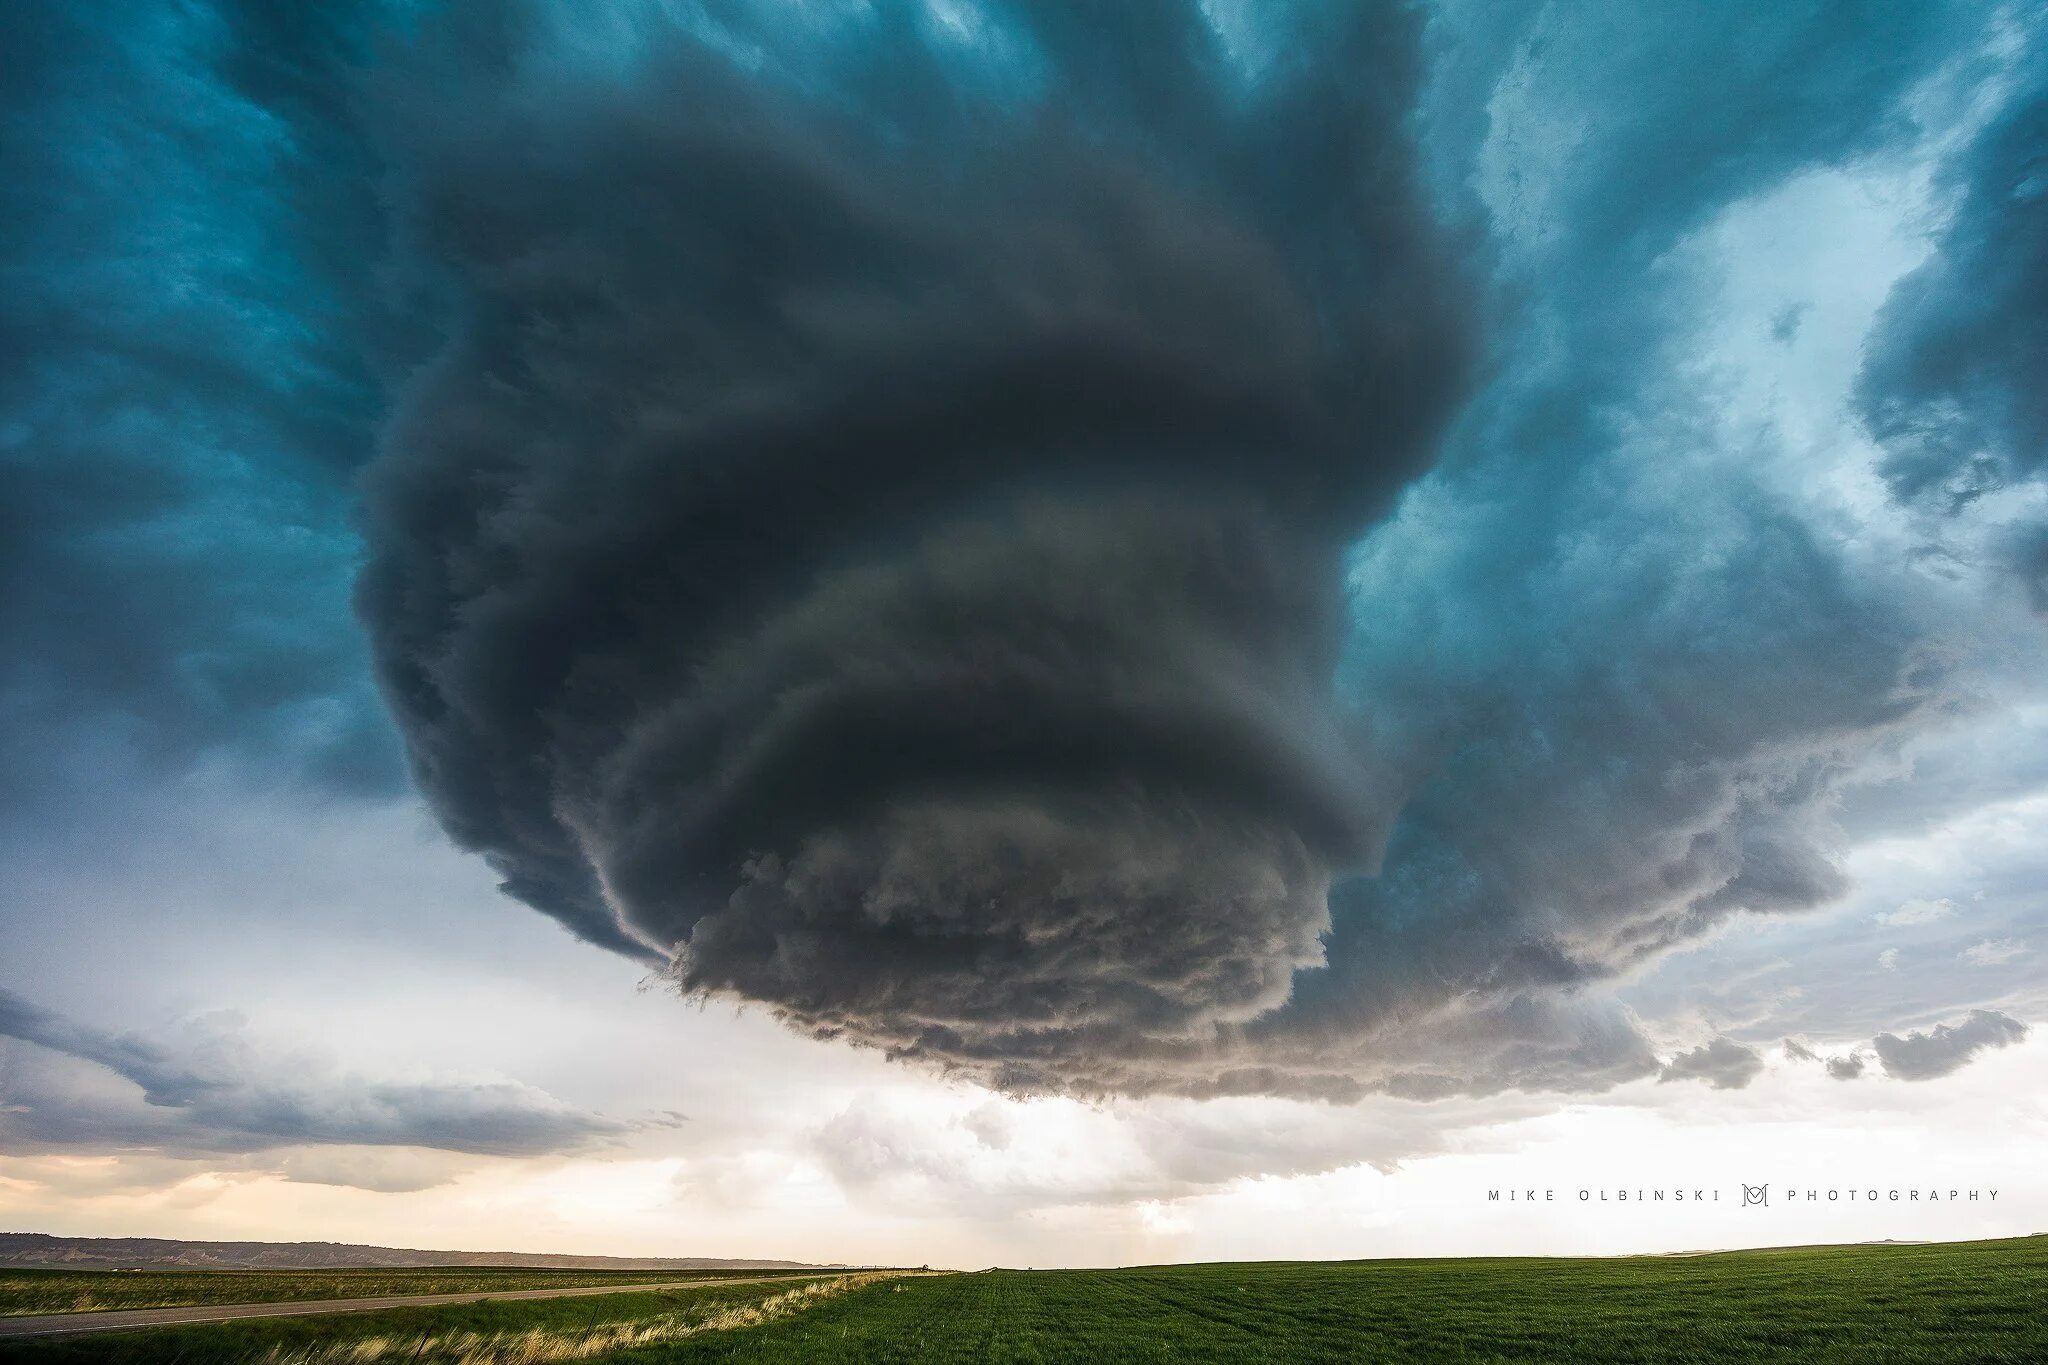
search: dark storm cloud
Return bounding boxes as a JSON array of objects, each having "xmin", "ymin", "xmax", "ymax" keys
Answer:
[
  {"xmin": 348, "ymin": 0, "xmax": 2023, "ymax": 1102},
  {"xmin": 0, "ymin": 988, "xmax": 633, "ymax": 1158},
  {"xmin": 1294, "ymin": 471, "xmax": 1928, "ymax": 1092},
  {"xmin": 1236, "ymin": 0, "xmax": 1981, "ymax": 1095},
  {"xmin": 0, "ymin": 1, "xmax": 404, "ymax": 807},
  {"xmin": 1858, "ymin": 48, "xmax": 2048, "ymax": 512},
  {"xmin": 359, "ymin": 3, "xmax": 1478, "ymax": 1047},
  {"xmin": 1870, "ymin": 1009, "xmax": 2027, "ymax": 1081},
  {"xmin": 5, "ymin": 0, "xmax": 1996, "ymax": 1111},
  {"xmin": 1658, "ymin": 1038, "xmax": 1765, "ymax": 1091}
]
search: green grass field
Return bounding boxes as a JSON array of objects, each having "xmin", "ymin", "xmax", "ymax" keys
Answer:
[
  {"xmin": 0, "ymin": 1274, "xmax": 880, "ymax": 1363},
  {"xmin": 0, "ymin": 1265, "xmax": 805, "ymax": 1316},
  {"xmin": 618, "ymin": 1237, "xmax": 2048, "ymax": 1363},
  {"xmin": 2, "ymin": 1238, "xmax": 2042, "ymax": 1363}
]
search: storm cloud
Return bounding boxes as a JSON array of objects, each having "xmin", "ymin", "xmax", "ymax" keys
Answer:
[
  {"xmin": 1858, "ymin": 51, "xmax": 2048, "ymax": 510},
  {"xmin": 0, "ymin": 2, "xmax": 406, "ymax": 807},
  {"xmin": 1855, "ymin": 34, "xmax": 2048, "ymax": 612},
  {"xmin": 0, "ymin": 988, "xmax": 635, "ymax": 1159},
  {"xmin": 9, "ymin": 0, "xmax": 2018, "ymax": 1106},
  {"xmin": 339, "ymin": 0, "xmax": 2033, "ymax": 1102},
  {"xmin": 359, "ymin": 1, "xmax": 1476, "ymax": 1082}
]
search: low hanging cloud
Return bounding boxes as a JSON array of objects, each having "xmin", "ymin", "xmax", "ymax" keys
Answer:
[
  {"xmin": 1783, "ymin": 1040, "xmax": 1868, "ymax": 1082},
  {"xmin": 273, "ymin": 1146, "xmax": 477, "ymax": 1195},
  {"xmin": 1870, "ymin": 1010, "xmax": 2028, "ymax": 1081},
  {"xmin": 805, "ymin": 1088, "xmax": 1564, "ymax": 1215},
  {"xmin": 1657, "ymin": 1038, "xmax": 1766, "ymax": 1091},
  {"xmin": 0, "ymin": 988, "xmax": 635, "ymax": 1159},
  {"xmin": 1781, "ymin": 1009, "xmax": 2030, "ymax": 1083}
]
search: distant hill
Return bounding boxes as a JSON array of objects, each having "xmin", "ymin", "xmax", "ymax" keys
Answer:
[{"xmin": 0, "ymin": 1232, "xmax": 826, "ymax": 1272}]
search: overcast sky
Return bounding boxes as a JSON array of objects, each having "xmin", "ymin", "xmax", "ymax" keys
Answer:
[{"xmin": 3, "ymin": 0, "xmax": 2045, "ymax": 1266}]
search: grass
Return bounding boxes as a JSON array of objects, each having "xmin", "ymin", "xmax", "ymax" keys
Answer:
[
  {"xmin": 0, "ymin": 1274, "xmax": 898, "ymax": 1364},
  {"xmin": 0, "ymin": 1267, "xmax": 805, "ymax": 1317},
  {"xmin": 607, "ymin": 1235, "xmax": 2048, "ymax": 1363},
  {"xmin": 2, "ymin": 1238, "xmax": 2042, "ymax": 1362}
]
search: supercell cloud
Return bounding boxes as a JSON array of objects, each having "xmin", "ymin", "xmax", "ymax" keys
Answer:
[
  {"xmin": 353, "ymin": 0, "xmax": 2045, "ymax": 1099},
  {"xmin": 9, "ymin": 0, "xmax": 2043, "ymax": 1109},
  {"xmin": 359, "ymin": 1, "xmax": 1476, "ymax": 1090}
]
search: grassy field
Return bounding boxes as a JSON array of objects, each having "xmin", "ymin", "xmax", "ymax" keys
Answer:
[
  {"xmin": 0, "ymin": 1274, "xmax": 893, "ymax": 1363},
  {"xmin": 2, "ymin": 1238, "xmax": 2042, "ymax": 1362},
  {"xmin": 614, "ymin": 1237, "xmax": 2048, "ymax": 1363},
  {"xmin": 0, "ymin": 1266, "xmax": 810, "ymax": 1316}
]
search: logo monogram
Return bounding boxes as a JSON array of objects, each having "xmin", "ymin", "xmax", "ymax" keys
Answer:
[{"xmin": 1741, "ymin": 1183, "xmax": 1769, "ymax": 1207}]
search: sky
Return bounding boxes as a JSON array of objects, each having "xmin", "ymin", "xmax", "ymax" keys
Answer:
[{"xmin": 2, "ymin": 0, "xmax": 2046, "ymax": 1267}]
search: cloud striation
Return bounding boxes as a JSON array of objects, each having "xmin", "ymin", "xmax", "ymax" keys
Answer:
[
  {"xmin": 335, "ymin": 0, "xmax": 2022, "ymax": 1101},
  {"xmin": 359, "ymin": 1, "xmax": 1476, "ymax": 1093}
]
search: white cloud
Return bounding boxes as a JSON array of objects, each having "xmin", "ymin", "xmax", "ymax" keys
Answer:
[
  {"xmin": 1878, "ymin": 947, "xmax": 1902, "ymax": 971},
  {"xmin": 1960, "ymin": 938, "xmax": 2029, "ymax": 967},
  {"xmin": 1876, "ymin": 896, "xmax": 1957, "ymax": 926}
]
